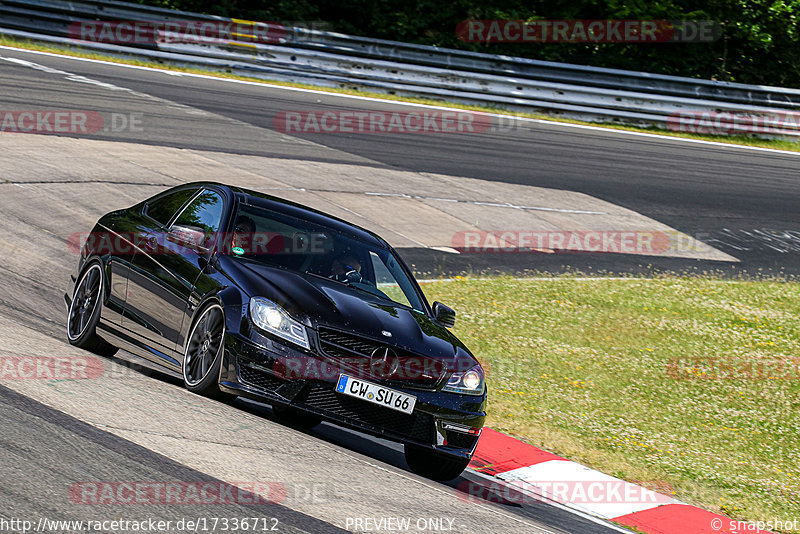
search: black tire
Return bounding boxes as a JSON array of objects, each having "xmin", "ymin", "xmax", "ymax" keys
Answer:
[
  {"xmin": 66, "ymin": 261, "xmax": 118, "ymax": 357},
  {"xmin": 182, "ymin": 302, "xmax": 227, "ymax": 397},
  {"xmin": 272, "ymin": 405, "xmax": 322, "ymax": 429},
  {"xmin": 404, "ymin": 444, "xmax": 471, "ymax": 481}
]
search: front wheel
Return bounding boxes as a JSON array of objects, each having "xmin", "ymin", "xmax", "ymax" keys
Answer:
[
  {"xmin": 183, "ymin": 303, "xmax": 227, "ymax": 397},
  {"xmin": 404, "ymin": 444, "xmax": 471, "ymax": 481},
  {"xmin": 66, "ymin": 261, "xmax": 118, "ymax": 357}
]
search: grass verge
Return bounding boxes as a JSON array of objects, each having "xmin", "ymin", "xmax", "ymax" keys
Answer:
[
  {"xmin": 1, "ymin": 35, "xmax": 799, "ymax": 153},
  {"xmin": 420, "ymin": 276, "xmax": 799, "ymax": 530}
]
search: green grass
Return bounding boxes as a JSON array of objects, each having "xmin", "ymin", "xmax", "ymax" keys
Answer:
[
  {"xmin": 420, "ymin": 276, "xmax": 800, "ymax": 531},
  {"xmin": 1, "ymin": 35, "xmax": 799, "ymax": 153}
]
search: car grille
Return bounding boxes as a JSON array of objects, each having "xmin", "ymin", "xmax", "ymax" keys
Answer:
[
  {"xmin": 317, "ymin": 327, "xmax": 445, "ymax": 389},
  {"xmin": 319, "ymin": 329, "xmax": 377, "ymax": 354},
  {"xmin": 239, "ymin": 364, "xmax": 283, "ymax": 392},
  {"xmin": 296, "ymin": 382, "xmax": 435, "ymax": 444}
]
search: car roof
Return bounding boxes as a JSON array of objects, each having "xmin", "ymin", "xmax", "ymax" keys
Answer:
[{"xmin": 183, "ymin": 181, "xmax": 389, "ymax": 248}]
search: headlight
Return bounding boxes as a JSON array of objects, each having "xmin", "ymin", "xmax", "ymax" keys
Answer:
[
  {"xmin": 249, "ymin": 297, "xmax": 310, "ymax": 350},
  {"xmin": 443, "ymin": 364, "xmax": 485, "ymax": 395}
]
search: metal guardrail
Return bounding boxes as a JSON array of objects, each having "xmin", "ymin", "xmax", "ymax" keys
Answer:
[{"xmin": 1, "ymin": 0, "xmax": 799, "ymax": 138}]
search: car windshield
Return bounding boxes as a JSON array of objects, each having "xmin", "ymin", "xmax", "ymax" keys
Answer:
[{"xmin": 227, "ymin": 203, "xmax": 426, "ymax": 312}]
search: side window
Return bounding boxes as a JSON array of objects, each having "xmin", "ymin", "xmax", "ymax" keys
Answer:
[
  {"xmin": 371, "ymin": 251, "xmax": 394, "ymax": 284},
  {"xmin": 144, "ymin": 188, "xmax": 198, "ymax": 227},
  {"xmin": 171, "ymin": 189, "xmax": 225, "ymax": 249}
]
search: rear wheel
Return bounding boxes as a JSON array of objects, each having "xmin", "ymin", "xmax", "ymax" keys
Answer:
[
  {"xmin": 66, "ymin": 262, "xmax": 118, "ymax": 357},
  {"xmin": 404, "ymin": 444, "xmax": 470, "ymax": 481},
  {"xmin": 183, "ymin": 303, "xmax": 227, "ymax": 397},
  {"xmin": 272, "ymin": 405, "xmax": 322, "ymax": 429}
]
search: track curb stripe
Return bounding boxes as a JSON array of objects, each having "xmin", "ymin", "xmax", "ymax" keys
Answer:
[
  {"xmin": 468, "ymin": 429, "xmax": 771, "ymax": 533},
  {"xmin": 469, "ymin": 428, "xmax": 566, "ymax": 475}
]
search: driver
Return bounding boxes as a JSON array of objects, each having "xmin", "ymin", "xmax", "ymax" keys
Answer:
[
  {"xmin": 231, "ymin": 215, "xmax": 256, "ymax": 253},
  {"xmin": 330, "ymin": 254, "xmax": 362, "ymax": 282}
]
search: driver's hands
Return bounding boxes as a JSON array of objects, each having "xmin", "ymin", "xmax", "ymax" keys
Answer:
[{"xmin": 330, "ymin": 257, "xmax": 362, "ymax": 282}]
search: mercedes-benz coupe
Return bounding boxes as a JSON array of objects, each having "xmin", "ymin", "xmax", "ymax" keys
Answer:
[{"xmin": 65, "ymin": 182, "xmax": 486, "ymax": 480}]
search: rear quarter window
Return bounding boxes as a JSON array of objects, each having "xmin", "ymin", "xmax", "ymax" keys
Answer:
[{"xmin": 144, "ymin": 188, "xmax": 198, "ymax": 226}]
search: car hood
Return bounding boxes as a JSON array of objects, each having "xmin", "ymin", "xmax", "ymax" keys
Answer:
[{"xmin": 228, "ymin": 260, "xmax": 468, "ymax": 364}]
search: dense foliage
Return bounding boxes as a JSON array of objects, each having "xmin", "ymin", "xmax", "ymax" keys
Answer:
[{"xmin": 141, "ymin": 0, "xmax": 800, "ymax": 87}]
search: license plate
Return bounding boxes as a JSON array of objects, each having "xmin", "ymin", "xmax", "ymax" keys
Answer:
[{"xmin": 335, "ymin": 374, "xmax": 417, "ymax": 414}]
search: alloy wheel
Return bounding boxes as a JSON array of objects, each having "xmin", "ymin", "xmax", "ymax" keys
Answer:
[
  {"xmin": 183, "ymin": 304, "xmax": 225, "ymax": 386},
  {"xmin": 67, "ymin": 263, "xmax": 102, "ymax": 341}
]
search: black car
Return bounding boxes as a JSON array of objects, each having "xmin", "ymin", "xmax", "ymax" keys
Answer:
[{"xmin": 65, "ymin": 182, "xmax": 486, "ymax": 480}]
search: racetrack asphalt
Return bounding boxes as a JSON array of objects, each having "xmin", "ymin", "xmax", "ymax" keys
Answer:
[{"xmin": 2, "ymin": 46, "xmax": 799, "ymax": 276}]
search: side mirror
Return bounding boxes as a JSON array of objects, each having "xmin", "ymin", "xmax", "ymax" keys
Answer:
[
  {"xmin": 432, "ymin": 301, "xmax": 456, "ymax": 328},
  {"xmin": 167, "ymin": 224, "xmax": 205, "ymax": 245}
]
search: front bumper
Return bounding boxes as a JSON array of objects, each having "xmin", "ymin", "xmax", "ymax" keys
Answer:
[{"xmin": 219, "ymin": 329, "xmax": 486, "ymax": 460}]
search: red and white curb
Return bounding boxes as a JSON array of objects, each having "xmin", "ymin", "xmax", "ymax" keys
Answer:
[{"xmin": 466, "ymin": 429, "xmax": 770, "ymax": 534}]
